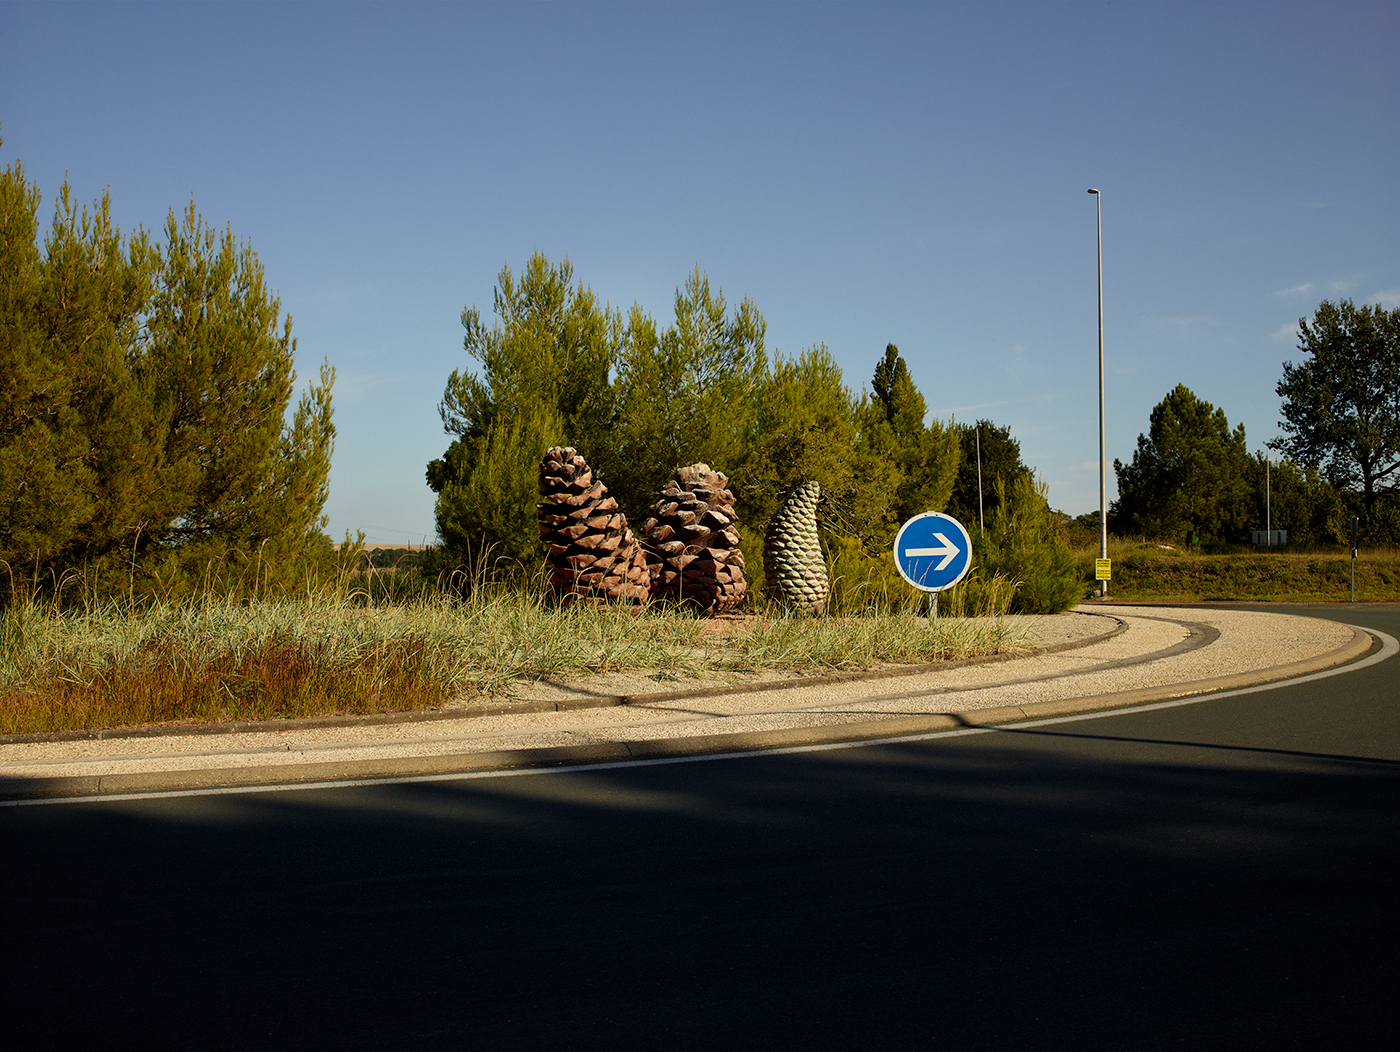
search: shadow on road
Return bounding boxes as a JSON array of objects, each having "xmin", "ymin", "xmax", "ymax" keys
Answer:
[{"xmin": 4, "ymin": 730, "xmax": 1396, "ymax": 1051}]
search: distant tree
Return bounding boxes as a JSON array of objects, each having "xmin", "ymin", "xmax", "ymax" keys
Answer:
[
  {"xmin": 945, "ymin": 420, "xmax": 1027, "ymax": 531},
  {"xmin": 428, "ymin": 253, "xmax": 619, "ymax": 568},
  {"xmin": 0, "ymin": 155, "xmax": 336, "ymax": 602},
  {"xmin": 1248, "ymin": 453, "xmax": 1348, "ymax": 548},
  {"xmin": 1111, "ymin": 384, "xmax": 1253, "ymax": 541},
  {"xmin": 1276, "ymin": 299, "xmax": 1400, "ymax": 513}
]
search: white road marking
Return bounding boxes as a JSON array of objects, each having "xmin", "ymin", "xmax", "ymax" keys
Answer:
[{"xmin": 3, "ymin": 625, "xmax": 1394, "ymax": 809}]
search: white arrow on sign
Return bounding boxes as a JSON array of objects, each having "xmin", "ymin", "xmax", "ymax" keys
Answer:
[{"xmin": 904, "ymin": 533, "xmax": 960, "ymax": 572}]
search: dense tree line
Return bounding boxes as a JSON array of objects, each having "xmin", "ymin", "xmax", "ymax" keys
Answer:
[
  {"xmin": 0, "ymin": 155, "xmax": 338, "ymax": 604},
  {"xmin": 428, "ymin": 253, "xmax": 1082, "ymax": 611},
  {"xmin": 426, "ymin": 254, "xmax": 957, "ymax": 574},
  {"xmin": 1112, "ymin": 299, "xmax": 1399, "ymax": 546}
]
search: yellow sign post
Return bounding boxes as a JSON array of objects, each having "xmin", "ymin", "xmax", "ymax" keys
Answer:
[{"xmin": 1095, "ymin": 558, "xmax": 1112, "ymax": 581}]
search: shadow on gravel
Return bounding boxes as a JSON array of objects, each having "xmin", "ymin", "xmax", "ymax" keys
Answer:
[{"xmin": 3, "ymin": 728, "xmax": 1396, "ymax": 1052}]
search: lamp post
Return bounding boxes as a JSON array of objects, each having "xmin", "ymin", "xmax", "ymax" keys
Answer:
[{"xmin": 1088, "ymin": 189, "xmax": 1106, "ymax": 597}]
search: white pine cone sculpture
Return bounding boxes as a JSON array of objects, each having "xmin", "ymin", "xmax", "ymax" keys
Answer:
[
  {"xmin": 763, "ymin": 480, "xmax": 828, "ymax": 615},
  {"xmin": 538, "ymin": 447, "xmax": 650, "ymax": 603},
  {"xmin": 642, "ymin": 463, "xmax": 748, "ymax": 614}
]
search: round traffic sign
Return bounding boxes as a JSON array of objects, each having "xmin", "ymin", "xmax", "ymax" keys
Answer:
[{"xmin": 893, "ymin": 512, "xmax": 973, "ymax": 592}]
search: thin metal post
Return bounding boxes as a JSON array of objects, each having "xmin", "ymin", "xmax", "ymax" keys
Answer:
[
  {"xmin": 1266, "ymin": 450, "xmax": 1271, "ymax": 545},
  {"xmin": 976, "ymin": 426, "xmax": 984, "ymax": 532},
  {"xmin": 1350, "ymin": 516, "xmax": 1358, "ymax": 602},
  {"xmin": 1089, "ymin": 189, "xmax": 1106, "ymax": 596},
  {"xmin": 927, "ymin": 591, "xmax": 937, "ymax": 620}
]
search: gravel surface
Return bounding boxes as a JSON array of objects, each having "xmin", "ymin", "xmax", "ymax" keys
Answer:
[{"xmin": 0, "ymin": 607, "xmax": 1358, "ymax": 781}]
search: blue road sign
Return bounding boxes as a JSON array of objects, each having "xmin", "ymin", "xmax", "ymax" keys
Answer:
[{"xmin": 893, "ymin": 512, "xmax": 973, "ymax": 592}]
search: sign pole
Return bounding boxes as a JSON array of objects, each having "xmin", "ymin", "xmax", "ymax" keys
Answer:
[{"xmin": 1350, "ymin": 516, "xmax": 1358, "ymax": 602}]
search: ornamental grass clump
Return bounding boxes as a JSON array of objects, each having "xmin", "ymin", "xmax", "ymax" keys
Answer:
[{"xmin": 0, "ymin": 583, "xmax": 1027, "ymax": 736}]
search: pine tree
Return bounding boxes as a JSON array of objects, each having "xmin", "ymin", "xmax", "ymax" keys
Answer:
[
  {"xmin": 867, "ymin": 343, "xmax": 961, "ymax": 526},
  {"xmin": 0, "ymin": 153, "xmax": 336, "ymax": 602},
  {"xmin": 600, "ymin": 269, "xmax": 768, "ymax": 525},
  {"xmin": 1111, "ymin": 384, "xmax": 1252, "ymax": 541},
  {"xmin": 975, "ymin": 471, "xmax": 1082, "ymax": 614},
  {"xmin": 946, "ymin": 420, "xmax": 1028, "ymax": 530},
  {"xmin": 428, "ymin": 254, "xmax": 619, "ymax": 570}
]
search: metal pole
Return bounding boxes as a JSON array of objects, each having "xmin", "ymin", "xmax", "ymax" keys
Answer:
[
  {"xmin": 1089, "ymin": 189, "xmax": 1106, "ymax": 596},
  {"xmin": 1266, "ymin": 450, "xmax": 1271, "ymax": 544},
  {"xmin": 976, "ymin": 426, "xmax": 984, "ymax": 532},
  {"xmin": 1350, "ymin": 516, "xmax": 1358, "ymax": 602}
]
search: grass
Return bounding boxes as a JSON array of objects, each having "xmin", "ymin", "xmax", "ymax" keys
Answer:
[
  {"xmin": 0, "ymin": 586, "xmax": 1028, "ymax": 737},
  {"xmin": 1072, "ymin": 541, "xmax": 1400, "ymax": 602}
]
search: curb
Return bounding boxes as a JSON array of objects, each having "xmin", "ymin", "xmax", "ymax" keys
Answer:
[
  {"xmin": 0, "ymin": 624, "xmax": 1373, "ymax": 802},
  {"xmin": 0, "ymin": 613, "xmax": 1130, "ymax": 746}
]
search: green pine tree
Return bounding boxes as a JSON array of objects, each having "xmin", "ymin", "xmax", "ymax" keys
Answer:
[
  {"xmin": 427, "ymin": 253, "xmax": 619, "ymax": 570},
  {"xmin": 0, "ymin": 153, "xmax": 336, "ymax": 603}
]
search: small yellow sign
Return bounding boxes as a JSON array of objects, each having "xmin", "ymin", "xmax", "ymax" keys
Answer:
[{"xmin": 1095, "ymin": 558, "xmax": 1112, "ymax": 581}]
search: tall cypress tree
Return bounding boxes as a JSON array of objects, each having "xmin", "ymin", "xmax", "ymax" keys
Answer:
[{"xmin": 865, "ymin": 343, "xmax": 961, "ymax": 527}]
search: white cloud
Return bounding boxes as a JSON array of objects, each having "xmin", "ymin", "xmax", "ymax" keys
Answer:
[
  {"xmin": 929, "ymin": 392, "xmax": 1060, "ymax": 416},
  {"xmin": 1370, "ymin": 288, "xmax": 1400, "ymax": 309},
  {"xmin": 334, "ymin": 371, "xmax": 394, "ymax": 400},
  {"xmin": 1273, "ymin": 283, "xmax": 1312, "ymax": 298},
  {"xmin": 1269, "ymin": 323, "xmax": 1301, "ymax": 343}
]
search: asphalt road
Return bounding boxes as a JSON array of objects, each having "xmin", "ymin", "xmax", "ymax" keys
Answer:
[{"xmin": 3, "ymin": 606, "xmax": 1396, "ymax": 1051}]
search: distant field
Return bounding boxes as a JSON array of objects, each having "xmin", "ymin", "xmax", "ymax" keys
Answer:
[{"xmin": 1076, "ymin": 546, "xmax": 1400, "ymax": 602}]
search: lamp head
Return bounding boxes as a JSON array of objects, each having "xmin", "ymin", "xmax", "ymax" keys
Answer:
[{"xmin": 1087, "ymin": 188, "xmax": 1100, "ymax": 195}]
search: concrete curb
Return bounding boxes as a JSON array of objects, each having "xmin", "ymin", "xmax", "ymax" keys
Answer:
[
  {"xmin": 0, "ymin": 624, "xmax": 1372, "ymax": 802},
  {"xmin": 0, "ymin": 614, "xmax": 1130, "ymax": 746}
]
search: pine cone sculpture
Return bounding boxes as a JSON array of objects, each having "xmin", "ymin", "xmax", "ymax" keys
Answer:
[
  {"xmin": 538, "ymin": 447, "xmax": 650, "ymax": 604},
  {"xmin": 763, "ymin": 480, "xmax": 828, "ymax": 616},
  {"xmin": 642, "ymin": 464, "xmax": 748, "ymax": 614}
]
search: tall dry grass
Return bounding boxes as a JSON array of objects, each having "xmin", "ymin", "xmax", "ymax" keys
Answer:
[{"xmin": 0, "ymin": 573, "xmax": 1027, "ymax": 736}]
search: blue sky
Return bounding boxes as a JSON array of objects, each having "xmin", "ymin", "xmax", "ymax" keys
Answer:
[{"xmin": 3, "ymin": 1, "xmax": 1396, "ymax": 544}]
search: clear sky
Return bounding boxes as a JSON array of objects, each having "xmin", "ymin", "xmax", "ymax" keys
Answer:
[{"xmin": 3, "ymin": 1, "xmax": 1396, "ymax": 544}]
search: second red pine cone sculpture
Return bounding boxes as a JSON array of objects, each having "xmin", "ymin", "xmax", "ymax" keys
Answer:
[{"xmin": 642, "ymin": 463, "xmax": 748, "ymax": 614}]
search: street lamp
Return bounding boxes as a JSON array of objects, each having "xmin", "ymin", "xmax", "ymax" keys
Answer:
[{"xmin": 1088, "ymin": 189, "xmax": 1106, "ymax": 597}]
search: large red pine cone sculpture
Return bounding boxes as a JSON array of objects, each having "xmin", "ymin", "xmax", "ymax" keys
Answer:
[
  {"xmin": 642, "ymin": 463, "xmax": 748, "ymax": 614},
  {"xmin": 538, "ymin": 447, "xmax": 650, "ymax": 603}
]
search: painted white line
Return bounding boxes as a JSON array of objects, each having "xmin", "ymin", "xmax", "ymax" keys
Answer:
[{"xmin": 4, "ymin": 625, "xmax": 1394, "ymax": 809}]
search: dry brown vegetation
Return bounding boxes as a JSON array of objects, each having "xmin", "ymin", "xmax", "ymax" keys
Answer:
[{"xmin": 0, "ymin": 587, "xmax": 1026, "ymax": 737}]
